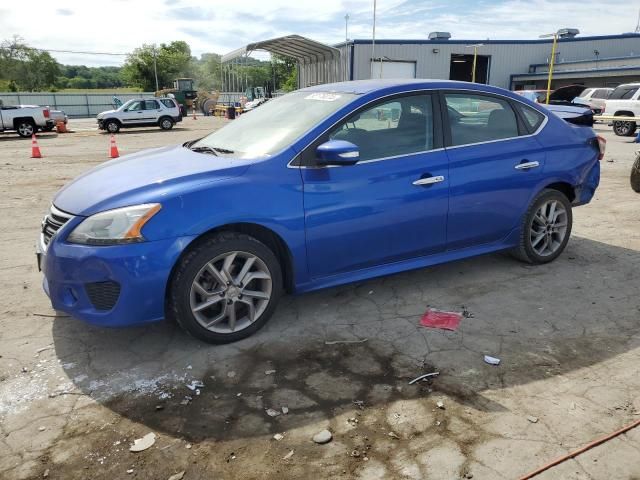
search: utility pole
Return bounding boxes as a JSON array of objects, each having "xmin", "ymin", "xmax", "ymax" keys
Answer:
[
  {"xmin": 465, "ymin": 44, "xmax": 484, "ymax": 83},
  {"xmin": 540, "ymin": 31, "xmax": 559, "ymax": 104},
  {"xmin": 345, "ymin": 13, "xmax": 349, "ymax": 41},
  {"xmin": 152, "ymin": 45, "xmax": 159, "ymax": 92},
  {"xmin": 635, "ymin": 9, "xmax": 640, "ymax": 33},
  {"xmin": 371, "ymin": 0, "xmax": 377, "ymax": 78},
  {"xmin": 344, "ymin": 13, "xmax": 350, "ymax": 81}
]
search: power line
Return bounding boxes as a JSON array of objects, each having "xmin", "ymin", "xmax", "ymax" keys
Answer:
[{"xmin": 0, "ymin": 46, "xmax": 129, "ymax": 56}]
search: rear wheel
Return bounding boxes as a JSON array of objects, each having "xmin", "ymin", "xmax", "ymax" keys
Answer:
[
  {"xmin": 159, "ymin": 117, "xmax": 174, "ymax": 130},
  {"xmin": 511, "ymin": 189, "xmax": 573, "ymax": 264},
  {"xmin": 631, "ymin": 153, "xmax": 640, "ymax": 193},
  {"xmin": 104, "ymin": 119, "xmax": 120, "ymax": 133},
  {"xmin": 613, "ymin": 116, "xmax": 637, "ymax": 137},
  {"xmin": 16, "ymin": 120, "xmax": 35, "ymax": 138},
  {"xmin": 168, "ymin": 232, "xmax": 283, "ymax": 344}
]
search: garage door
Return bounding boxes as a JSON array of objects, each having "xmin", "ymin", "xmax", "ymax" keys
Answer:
[{"xmin": 371, "ymin": 61, "xmax": 416, "ymax": 79}]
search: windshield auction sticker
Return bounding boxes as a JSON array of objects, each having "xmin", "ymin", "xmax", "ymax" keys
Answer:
[{"xmin": 304, "ymin": 93, "xmax": 342, "ymax": 101}]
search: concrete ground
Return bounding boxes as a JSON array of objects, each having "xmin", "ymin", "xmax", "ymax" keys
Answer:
[{"xmin": 0, "ymin": 117, "xmax": 639, "ymax": 480}]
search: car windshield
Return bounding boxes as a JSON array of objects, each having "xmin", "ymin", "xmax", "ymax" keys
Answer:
[{"xmin": 192, "ymin": 91, "xmax": 357, "ymax": 157}]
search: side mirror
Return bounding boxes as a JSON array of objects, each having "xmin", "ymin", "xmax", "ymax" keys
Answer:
[{"xmin": 316, "ymin": 140, "xmax": 360, "ymax": 166}]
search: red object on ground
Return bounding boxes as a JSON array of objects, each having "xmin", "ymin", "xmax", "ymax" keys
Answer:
[
  {"xmin": 31, "ymin": 134, "xmax": 42, "ymax": 158},
  {"xmin": 109, "ymin": 134, "xmax": 119, "ymax": 158},
  {"xmin": 420, "ymin": 309, "xmax": 462, "ymax": 331}
]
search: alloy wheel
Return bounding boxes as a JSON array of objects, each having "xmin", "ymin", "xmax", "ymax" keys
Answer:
[
  {"xmin": 530, "ymin": 200, "xmax": 568, "ymax": 257},
  {"xmin": 18, "ymin": 123, "xmax": 34, "ymax": 136},
  {"xmin": 189, "ymin": 251, "xmax": 272, "ymax": 333}
]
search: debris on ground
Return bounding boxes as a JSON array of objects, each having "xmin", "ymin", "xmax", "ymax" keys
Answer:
[
  {"xmin": 283, "ymin": 450, "xmax": 294, "ymax": 460},
  {"xmin": 186, "ymin": 380, "xmax": 204, "ymax": 391},
  {"xmin": 527, "ymin": 416, "xmax": 539, "ymax": 423},
  {"xmin": 266, "ymin": 408, "xmax": 281, "ymax": 417},
  {"xmin": 126, "ymin": 469, "xmax": 134, "ymax": 474},
  {"xmin": 353, "ymin": 400, "xmax": 365, "ymax": 410},
  {"xmin": 227, "ymin": 371, "xmax": 236, "ymax": 378},
  {"xmin": 436, "ymin": 400, "xmax": 445, "ymax": 409},
  {"xmin": 281, "ymin": 406, "xmax": 289, "ymax": 414},
  {"xmin": 324, "ymin": 338, "xmax": 368, "ymax": 345},
  {"xmin": 180, "ymin": 395, "xmax": 193, "ymax": 405},
  {"xmin": 264, "ymin": 369, "xmax": 276, "ymax": 375},
  {"xmin": 461, "ymin": 306, "xmax": 475, "ymax": 318},
  {"xmin": 130, "ymin": 432, "xmax": 157, "ymax": 452},
  {"xmin": 185, "ymin": 443, "xmax": 192, "ymax": 449},
  {"xmin": 312, "ymin": 429, "xmax": 333, "ymax": 444},
  {"xmin": 419, "ymin": 309, "xmax": 463, "ymax": 331},
  {"xmin": 408, "ymin": 371, "xmax": 440, "ymax": 385},
  {"xmin": 168, "ymin": 472, "xmax": 185, "ymax": 480},
  {"xmin": 483, "ymin": 355, "xmax": 501, "ymax": 366},
  {"xmin": 347, "ymin": 417, "xmax": 359, "ymax": 426},
  {"xmin": 388, "ymin": 431, "xmax": 400, "ymax": 439},
  {"xmin": 43, "ymin": 469, "xmax": 49, "ymax": 478},
  {"xmin": 38, "ymin": 426, "xmax": 46, "ymax": 431},
  {"xmin": 273, "ymin": 433, "xmax": 284, "ymax": 441}
]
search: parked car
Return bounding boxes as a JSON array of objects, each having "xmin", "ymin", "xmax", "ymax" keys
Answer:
[
  {"xmin": 0, "ymin": 103, "xmax": 53, "ymax": 137},
  {"xmin": 574, "ymin": 87, "xmax": 613, "ymax": 114},
  {"xmin": 37, "ymin": 80, "xmax": 605, "ymax": 344},
  {"xmin": 514, "ymin": 91, "xmax": 594, "ymax": 126},
  {"xmin": 602, "ymin": 83, "xmax": 640, "ymax": 136},
  {"xmin": 96, "ymin": 97, "xmax": 182, "ymax": 133}
]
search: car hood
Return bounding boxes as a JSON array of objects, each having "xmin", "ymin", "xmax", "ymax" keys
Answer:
[
  {"xmin": 97, "ymin": 109, "xmax": 117, "ymax": 119},
  {"xmin": 53, "ymin": 145, "xmax": 251, "ymax": 216},
  {"xmin": 549, "ymin": 85, "xmax": 587, "ymax": 103}
]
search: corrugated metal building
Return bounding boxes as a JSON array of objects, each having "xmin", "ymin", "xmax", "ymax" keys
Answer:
[{"xmin": 299, "ymin": 33, "xmax": 640, "ymax": 90}]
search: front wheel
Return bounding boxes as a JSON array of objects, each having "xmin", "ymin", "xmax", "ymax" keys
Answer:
[
  {"xmin": 168, "ymin": 232, "xmax": 283, "ymax": 344},
  {"xmin": 104, "ymin": 120, "xmax": 120, "ymax": 133},
  {"xmin": 511, "ymin": 189, "xmax": 573, "ymax": 264},
  {"xmin": 613, "ymin": 118, "xmax": 637, "ymax": 137},
  {"xmin": 631, "ymin": 153, "xmax": 640, "ymax": 193}
]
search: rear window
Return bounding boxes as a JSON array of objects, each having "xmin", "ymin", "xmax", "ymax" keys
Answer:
[
  {"xmin": 160, "ymin": 99, "xmax": 176, "ymax": 108},
  {"xmin": 609, "ymin": 86, "xmax": 639, "ymax": 100},
  {"xmin": 592, "ymin": 89, "xmax": 611, "ymax": 99},
  {"xmin": 517, "ymin": 104, "xmax": 545, "ymax": 133}
]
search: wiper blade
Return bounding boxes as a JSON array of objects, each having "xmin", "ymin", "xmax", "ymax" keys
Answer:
[
  {"xmin": 211, "ymin": 147, "xmax": 235, "ymax": 154},
  {"xmin": 189, "ymin": 146, "xmax": 218, "ymax": 156}
]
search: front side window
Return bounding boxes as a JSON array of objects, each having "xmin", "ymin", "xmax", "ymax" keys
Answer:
[
  {"xmin": 445, "ymin": 93, "xmax": 519, "ymax": 146},
  {"xmin": 126, "ymin": 101, "xmax": 142, "ymax": 111},
  {"xmin": 328, "ymin": 94, "xmax": 434, "ymax": 161}
]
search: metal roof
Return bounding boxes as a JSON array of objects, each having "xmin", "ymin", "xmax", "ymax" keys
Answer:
[{"xmin": 221, "ymin": 35, "xmax": 340, "ymax": 63}]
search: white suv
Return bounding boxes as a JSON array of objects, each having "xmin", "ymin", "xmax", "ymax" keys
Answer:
[
  {"xmin": 602, "ymin": 83, "xmax": 640, "ymax": 136},
  {"xmin": 97, "ymin": 98, "xmax": 182, "ymax": 133}
]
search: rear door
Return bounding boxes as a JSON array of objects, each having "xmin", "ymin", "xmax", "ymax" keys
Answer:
[
  {"xmin": 143, "ymin": 99, "xmax": 162, "ymax": 122},
  {"xmin": 442, "ymin": 91, "xmax": 547, "ymax": 250},
  {"xmin": 301, "ymin": 92, "xmax": 450, "ymax": 278}
]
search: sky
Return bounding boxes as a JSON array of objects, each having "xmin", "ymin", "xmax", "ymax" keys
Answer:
[{"xmin": 1, "ymin": 0, "xmax": 639, "ymax": 66}]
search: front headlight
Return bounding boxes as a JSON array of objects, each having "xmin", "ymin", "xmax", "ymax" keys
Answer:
[{"xmin": 67, "ymin": 203, "xmax": 161, "ymax": 245}]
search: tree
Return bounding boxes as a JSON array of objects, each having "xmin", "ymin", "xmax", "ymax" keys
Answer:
[
  {"xmin": 0, "ymin": 36, "xmax": 60, "ymax": 91},
  {"xmin": 122, "ymin": 41, "xmax": 193, "ymax": 91}
]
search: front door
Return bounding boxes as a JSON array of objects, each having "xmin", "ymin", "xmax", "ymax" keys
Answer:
[
  {"xmin": 442, "ymin": 91, "xmax": 547, "ymax": 250},
  {"xmin": 301, "ymin": 92, "xmax": 450, "ymax": 279},
  {"xmin": 120, "ymin": 100, "xmax": 145, "ymax": 125}
]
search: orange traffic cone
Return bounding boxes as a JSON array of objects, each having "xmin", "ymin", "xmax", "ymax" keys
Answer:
[
  {"xmin": 192, "ymin": 106, "xmax": 197, "ymax": 120},
  {"xmin": 31, "ymin": 134, "xmax": 42, "ymax": 158},
  {"xmin": 109, "ymin": 134, "xmax": 119, "ymax": 159}
]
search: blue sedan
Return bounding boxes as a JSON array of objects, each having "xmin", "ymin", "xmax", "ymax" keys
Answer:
[{"xmin": 38, "ymin": 80, "xmax": 605, "ymax": 343}]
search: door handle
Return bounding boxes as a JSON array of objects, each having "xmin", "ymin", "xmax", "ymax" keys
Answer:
[
  {"xmin": 413, "ymin": 175, "xmax": 445, "ymax": 186},
  {"xmin": 515, "ymin": 161, "xmax": 540, "ymax": 170}
]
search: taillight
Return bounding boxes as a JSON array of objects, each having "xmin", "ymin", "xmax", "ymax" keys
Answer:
[
  {"xmin": 596, "ymin": 135, "xmax": 606, "ymax": 161},
  {"xmin": 43, "ymin": 108, "xmax": 50, "ymax": 118}
]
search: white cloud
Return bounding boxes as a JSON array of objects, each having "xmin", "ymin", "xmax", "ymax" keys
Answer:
[{"xmin": 1, "ymin": 0, "xmax": 638, "ymax": 66}]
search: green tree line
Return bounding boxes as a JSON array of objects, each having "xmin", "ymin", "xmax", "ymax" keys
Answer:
[{"xmin": 0, "ymin": 37, "xmax": 297, "ymax": 93}]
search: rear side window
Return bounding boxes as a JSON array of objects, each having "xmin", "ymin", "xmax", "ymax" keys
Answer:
[
  {"xmin": 444, "ymin": 93, "xmax": 519, "ymax": 146},
  {"xmin": 516, "ymin": 103, "xmax": 545, "ymax": 133},
  {"xmin": 143, "ymin": 100, "xmax": 160, "ymax": 110},
  {"xmin": 160, "ymin": 99, "xmax": 176, "ymax": 108},
  {"xmin": 609, "ymin": 86, "xmax": 639, "ymax": 100}
]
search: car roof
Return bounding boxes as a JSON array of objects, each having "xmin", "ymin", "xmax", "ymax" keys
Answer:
[{"xmin": 300, "ymin": 79, "xmax": 514, "ymax": 97}]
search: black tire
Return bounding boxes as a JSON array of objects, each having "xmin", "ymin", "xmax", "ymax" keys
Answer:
[
  {"xmin": 104, "ymin": 119, "xmax": 120, "ymax": 133},
  {"xmin": 631, "ymin": 155, "xmax": 640, "ymax": 193},
  {"xmin": 42, "ymin": 125, "xmax": 54, "ymax": 132},
  {"xmin": 16, "ymin": 120, "xmax": 35, "ymax": 138},
  {"xmin": 510, "ymin": 189, "xmax": 573, "ymax": 264},
  {"xmin": 159, "ymin": 117, "xmax": 174, "ymax": 130},
  {"xmin": 168, "ymin": 232, "xmax": 283, "ymax": 344},
  {"xmin": 613, "ymin": 118, "xmax": 637, "ymax": 137}
]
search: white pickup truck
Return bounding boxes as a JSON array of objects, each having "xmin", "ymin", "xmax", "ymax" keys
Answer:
[
  {"xmin": 602, "ymin": 83, "xmax": 640, "ymax": 137},
  {"xmin": 0, "ymin": 103, "xmax": 54, "ymax": 137}
]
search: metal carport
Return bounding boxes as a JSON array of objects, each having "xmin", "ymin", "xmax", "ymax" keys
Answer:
[{"xmin": 221, "ymin": 35, "xmax": 344, "ymax": 89}]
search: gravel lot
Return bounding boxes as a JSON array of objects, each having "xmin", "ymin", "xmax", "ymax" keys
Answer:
[{"xmin": 0, "ymin": 117, "xmax": 639, "ymax": 480}]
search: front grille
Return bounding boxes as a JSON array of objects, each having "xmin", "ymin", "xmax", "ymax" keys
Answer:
[
  {"xmin": 85, "ymin": 281, "xmax": 121, "ymax": 311},
  {"xmin": 42, "ymin": 205, "xmax": 73, "ymax": 249}
]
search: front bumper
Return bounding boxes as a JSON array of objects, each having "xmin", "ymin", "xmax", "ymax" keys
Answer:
[{"xmin": 40, "ymin": 234, "xmax": 196, "ymax": 327}]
